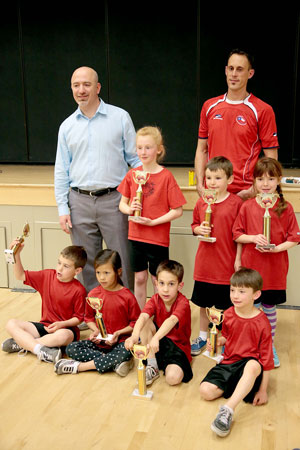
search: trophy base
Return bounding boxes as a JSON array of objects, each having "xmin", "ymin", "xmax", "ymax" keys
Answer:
[
  {"xmin": 128, "ymin": 216, "xmax": 144, "ymax": 223},
  {"xmin": 202, "ymin": 350, "xmax": 224, "ymax": 364},
  {"xmin": 255, "ymin": 243, "xmax": 276, "ymax": 250},
  {"xmin": 132, "ymin": 388, "xmax": 153, "ymax": 400},
  {"xmin": 4, "ymin": 249, "xmax": 15, "ymax": 264},
  {"xmin": 96, "ymin": 333, "xmax": 114, "ymax": 341},
  {"xmin": 197, "ymin": 236, "xmax": 216, "ymax": 243}
]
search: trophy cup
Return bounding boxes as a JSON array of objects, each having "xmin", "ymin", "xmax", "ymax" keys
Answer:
[
  {"xmin": 4, "ymin": 222, "xmax": 30, "ymax": 264},
  {"xmin": 128, "ymin": 170, "xmax": 150, "ymax": 223},
  {"xmin": 86, "ymin": 297, "xmax": 113, "ymax": 341},
  {"xmin": 255, "ymin": 193, "xmax": 279, "ymax": 249},
  {"xmin": 202, "ymin": 306, "xmax": 224, "ymax": 363},
  {"xmin": 130, "ymin": 344, "xmax": 153, "ymax": 400},
  {"xmin": 197, "ymin": 189, "xmax": 217, "ymax": 243}
]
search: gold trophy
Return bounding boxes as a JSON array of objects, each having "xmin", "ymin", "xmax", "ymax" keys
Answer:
[
  {"xmin": 197, "ymin": 189, "xmax": 217, "ymax": 243},
  {"xmin": 4, "ymin": 222, "xmax": 30, "ymax": 264},
  {"xmin": 202, "ymin": 306, "xmax": 224, "ymax": 363},
  {"xmin": 86, "ymin": 297, "xmax": 113, "ymax": 341},
  {"xmin": 129, "ymin": 170, "xmax": 150, "ymax": 223},
  {"xmin": 255, "ymin": 193, "xmax": 279, "ymax": 249},
  {"xmin": 130, "ymin": 344, "xmax": 153, "ymax": 400}
]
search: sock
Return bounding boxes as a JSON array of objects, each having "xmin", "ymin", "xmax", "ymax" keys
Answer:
[
  {"xmin": 147, "ymin": 358, "xmax": 158, "ymax": 369},
  {"xmin": 33, "ymin": 344, "xmax": 42, "ymax": 355},
  {"xmin": 254, "ymin": 302, "xmax": 262, "ymax": 309},
  {"xmin": 199, "ymin": 331, "xmax": 208, "ymax": 341},
  {"xmin": 262, "ymin": 304, "xmax": 277, "ymax": 342}
]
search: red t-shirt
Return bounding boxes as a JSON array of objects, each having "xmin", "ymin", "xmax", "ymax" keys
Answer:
[
  {"xmin": 118, "ymin": 166, "xmax": 186, "ymax": 247},
  {"xmin": 233, "ymin": 198, "xmax": 300, "ymax": 290},
  {"xmin": 142, "ymin": 292, "xmax": 192, "ymax": 362},
  {"xmin": 24, "ymin": 269, "xmax": 86, "ymax": 340},
  {"xmin": 221, "ymin": 306, "xmax": 274, "ymax": 371},
  {"xmin": 192, "ymin": 193, "xmax": 242, "ymax": 284},
  {"xmin": 198, "ymin": 93, "xmax": 279, "ymax": 193},
  {"xmin": 85, "ymin": 285, "xmax": 141, "ymax": 349}
]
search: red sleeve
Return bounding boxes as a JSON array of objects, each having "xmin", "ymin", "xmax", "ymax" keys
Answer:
[
  {"xmin": 232, "ymin": 204, "xmax": 247, "ymax": 240},
  {"xmin": 191, "ymin": 200, "xmax": 202, "ymax": 233},
  {"xmin": 258, "ymin": 105, "xmax": 279, "ymax": 150},
  {"xmin": 72, "ymin": 287, "xmax": 86, "ymax": 322},
  {"xmin": 142, "ymin": 296, "xmax": 156, "ymax": 318},
  {"xmin": 286, "ymin": 203, "xmax": 300, "ymax": 242},
  {"xmin": 259, "ymin": 318, "xmax": 274, "ymax": 370},
  {"xmin": 166, "ymin": 172, "xmax": 186, "ymax": 209},
  {"xmin": 198, "ymin": 102, "xmax": 209, "ymax": 139},
  {"xmin": 117, "ymin": 171, "xmax": 132, "ymax": 198},
  {"xmin": 24, "ymin": 270, "xmax": 45, "ymax": 291}
]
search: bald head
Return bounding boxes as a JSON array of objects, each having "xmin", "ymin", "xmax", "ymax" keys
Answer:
[
  {"xmin": 71, "ymin": 66, "xmax": 99, "ymax": 85},
  {"xmin": 71, "ymin": 66, "xmax": 101, "ymax": 117}
]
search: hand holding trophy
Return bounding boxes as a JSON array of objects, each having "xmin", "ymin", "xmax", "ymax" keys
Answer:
[
  {"xmin": 86, "ymin": 297, "xmax": 113, "ymax": 341},
  {"xmin": 4, "ymin": 222, "xmax": 30, "ymax": 264},
  {"xmin": 197, "ymin": 189, "xmax": 217, "ymax": 243},
  {"xmin": 129, "ymin": 170, "xmax": 150, "ymax": 223},
  {"xmin": 202, "ymin": 306, "xmax": 224, "ymax": 363},
  {"xmin": 255, "ymin": 192, "xmax": 279, "ymax": 249},
  {"xmin": 130, "ymin": 344, "xmax": 153, "ymax": 400}
]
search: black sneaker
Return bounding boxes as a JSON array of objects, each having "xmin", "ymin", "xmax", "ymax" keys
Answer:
[{"xmin": 211, "ymin": 405, "xmax": 233, "ymax": 437}]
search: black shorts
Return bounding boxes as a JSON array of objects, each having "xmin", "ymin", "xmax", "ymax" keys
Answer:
[
  {"xmin": 155, "ymin": 335, "xmax": 193, "ymax": 383},
  {"xmin": 30, "ymin": 322, "xmax": 77, "ymax": 342},
  {"xmin": 191, "ymin": 281, "xmax": 232, "ymax": 311},
  {"xmin": 255, "ymin": 289, "xmax": 286, "ymax": 306},
  {"xmin": 129, "ymin": 240, "xmax": 169, "ymax": 276},
  {"xmin": 201, "ymin": 358, "xmax": 263, "ymax": 403}
]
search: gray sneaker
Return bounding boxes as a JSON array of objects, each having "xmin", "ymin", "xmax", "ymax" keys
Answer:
[
  {"xmin": 211, "ymin": 405, "xmax": 233, "ymax": 437},
  {"xmin": 145, "ymin": 365, "xmax": 160, "ymax": 386},
  {"xmin": 114, "ymin": 359, "xmax": 134, "ymax": 377},
  {"xmin": 54, "ymin": 359, "xmax": 80, "ymax": 375},
  {"xmin": 37, "ymin": 346, "xmax": 62, "ymax": 364},
  {"xmin": 2, "ymin": 338, "xmax": 22, "ymax": 353}
]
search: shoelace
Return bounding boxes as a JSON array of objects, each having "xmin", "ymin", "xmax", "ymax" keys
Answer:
[
  {"xmin": 37, "ymin": 350, "xmax": 53, "ymax": 363},
  {"xmin": 218, "ymin": 407, "xmax": 232, "ymax": 425},
  {"xmin": 18, "ymin": 349, "xmax": 27, "ymax": 357}
]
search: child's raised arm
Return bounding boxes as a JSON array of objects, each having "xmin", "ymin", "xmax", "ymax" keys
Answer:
[{"xmin": 9, "ymin": 239, "xmax": 26, "ymax": 281}]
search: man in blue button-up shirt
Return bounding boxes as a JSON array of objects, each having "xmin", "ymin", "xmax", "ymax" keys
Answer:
[{"xmin": 55, "ymin": 66, "xmax": 140, "ymax": 294}]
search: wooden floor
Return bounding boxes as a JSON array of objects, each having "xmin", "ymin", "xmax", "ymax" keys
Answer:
[{"xmin": 0, "ymin": 288, "xmax": 299, "ymax": 450}]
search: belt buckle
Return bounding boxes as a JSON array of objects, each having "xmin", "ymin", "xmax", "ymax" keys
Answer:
[{"xmin": 89, "ymin": 190, "xmax": 97, "ymax": 197}]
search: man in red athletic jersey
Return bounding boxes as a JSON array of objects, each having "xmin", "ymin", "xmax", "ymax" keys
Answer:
[{"xmin": 195, "ymin": 49, "xmax": 279, "ymax": 200}]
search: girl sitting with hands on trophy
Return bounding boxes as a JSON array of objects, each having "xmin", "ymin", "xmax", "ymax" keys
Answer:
[
  {"xmin": 54, "ymin": 249, "xmax": 141, "ymax": 377},
  {"xmin": 118, "ymin": 126, "xmax": 186, "ymax": 310},
  {"xmin": 233, "ymin": 157, "xmax": 300, "ymax": 368}
]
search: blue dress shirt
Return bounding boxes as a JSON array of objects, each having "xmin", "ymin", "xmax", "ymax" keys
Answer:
[{"xmin": 55, "ymin": 99, "xmax": 140, "ymax": 216}]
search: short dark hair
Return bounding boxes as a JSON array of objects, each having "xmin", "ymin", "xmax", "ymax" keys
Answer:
[
  {"xmin": 60, "ymin": 245, "xmax": 87, "ymax": 269},
  {"xmin": 156, "ymin": 259, "xmax": 184, "ymax": 283},
  {"xmin": 230, "ymin": 267, "xmax": 263, "ymax": 292},
  {"xmin": 206, "ymin": 156, "xmax": 233, "ymax": 179},
  {"xmin": 227, "ymin": 49, "xmax": 254, "ymax": 69}
]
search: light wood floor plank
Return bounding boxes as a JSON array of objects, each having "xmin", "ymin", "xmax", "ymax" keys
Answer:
[{"xmin": 0, "ymin": 288, "xmax": 299, "ymax": 450}]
